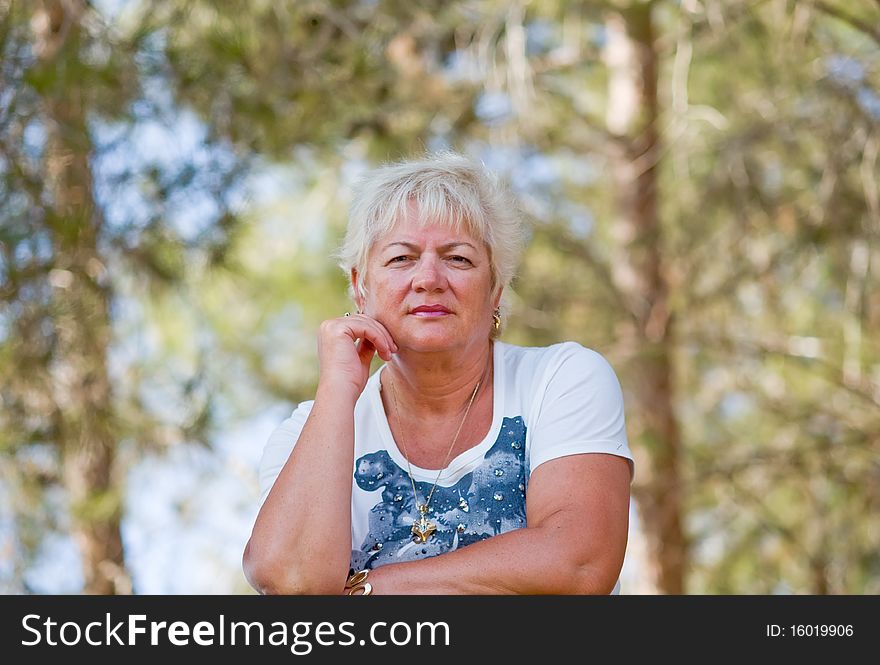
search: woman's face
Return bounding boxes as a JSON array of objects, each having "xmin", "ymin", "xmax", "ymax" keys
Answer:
[{"xmin": 353, "ymin": 207, "xmax": 499, "ymax": 354}]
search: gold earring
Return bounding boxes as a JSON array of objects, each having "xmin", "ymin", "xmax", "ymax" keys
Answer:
[{"xmin": 492, "ymin": 308, "xmax": 501, "ymax": 332}]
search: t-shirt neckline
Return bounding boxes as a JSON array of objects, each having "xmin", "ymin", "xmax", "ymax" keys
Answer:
[{"xmin": 369, "ymin": 341, "xmax": 505, "ymax": 485}]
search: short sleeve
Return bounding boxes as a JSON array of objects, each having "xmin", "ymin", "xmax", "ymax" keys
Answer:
[
  {"xmin": 258, "ymin": 400, "xmax": 314, "ymax": 507},
  {"xmin": 527, "ymin": 343, "xmax": 634, "ymax": 480}
]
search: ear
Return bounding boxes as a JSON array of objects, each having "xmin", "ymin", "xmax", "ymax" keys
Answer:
[
  {"xmin": 350, "ymin": 267, "xmax": 365, "ymax": 312},
  {"xmin": 492, "ymin": 286, "xmax": 504, "ymax": 310}
]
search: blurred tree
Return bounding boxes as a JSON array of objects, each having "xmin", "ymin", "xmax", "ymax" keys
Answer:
[
  {"xmin": 504, "ymin": 0, "xmax": 880, "ymax": 592},
  {"xmin": 2, "ymin": 0, "xmax": 878, "ymax": 594},
  {"xmin": 0, "ymin": 0, "xmax": 245, "ymax": 592}
]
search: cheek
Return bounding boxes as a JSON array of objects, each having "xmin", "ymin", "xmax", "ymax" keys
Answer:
[
  {"xmin": 459, "ymin": 276, "xmax": 494, "ymax": 305},
  {"xmin": 364, "ymin": 278, "xmax": 405, "ymax": 313}
]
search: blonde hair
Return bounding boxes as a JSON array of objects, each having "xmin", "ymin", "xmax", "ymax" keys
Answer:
[{"xmin": 337, "ymin": 152, "xmax": 526, "ymax": 323}]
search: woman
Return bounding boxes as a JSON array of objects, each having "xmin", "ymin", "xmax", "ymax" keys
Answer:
[{"xmin": 243, "ymin": 153, "xmax": 634, "ymax": 595}]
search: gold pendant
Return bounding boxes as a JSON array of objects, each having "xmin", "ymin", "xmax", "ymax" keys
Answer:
[
  {"xmin": 411, "ymin": 504, "xmax": 436, "ymax": 543},
  {"xmin": 412, "ymin": 515, "xmax": 436, "ymax": 543}
]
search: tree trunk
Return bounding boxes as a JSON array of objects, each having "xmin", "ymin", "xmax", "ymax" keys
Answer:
[
  {"xmin": 603, "ymin": 3, "xmax": 687, "ymax": 594},
  {"xmin": 33, "ymin": 0, "xmax": 130, "ymax": 594}
]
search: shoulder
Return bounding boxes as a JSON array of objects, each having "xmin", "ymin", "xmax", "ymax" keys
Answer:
[
  {"xmin": 522, "ymin": 342, "xmax": 632, "ymax": 480},
  {"xmin": 552, "ymin": 341, "xmax": 620, "ymax": 383},
  {"xmin": 272, "ymin": 400, "xmax": 315, "ymax": 437},
  {"xmin": 261, "ymin": 400, "xmax": 314, "ymax": 455},
  {"xmin": 499, "ymin": 339, "xmax": 604, "ymax": 361},
  {"xmin": 257, "ymin": 401, "xmax": 313, "ymax": 505},
  {"xmin": 500, "ymin": 340, "xmax": 619, "ymax": 386}
]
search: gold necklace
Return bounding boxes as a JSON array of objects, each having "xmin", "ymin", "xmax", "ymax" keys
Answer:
[{"xmin": 386, "ymin": 370, "xmax": 483, "ymax": 544}]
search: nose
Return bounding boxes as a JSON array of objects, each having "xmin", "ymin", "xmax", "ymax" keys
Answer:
[{"xmin": 411, "ymin": 254, "xmax": 447, "ymax": 292}]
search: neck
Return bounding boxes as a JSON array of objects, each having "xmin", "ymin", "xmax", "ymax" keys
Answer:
[{"xmin": 383, "ymin": 340, "xmax": 493, "ymax": 417}]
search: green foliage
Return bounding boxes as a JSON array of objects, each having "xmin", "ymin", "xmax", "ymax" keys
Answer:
[
  {"xmin": 0, "ymin": 0, "xmax": 247, "ymax": 591},
  {"xmin": 2, "ymin": 0, "xmax": 878, "ymax": 593}
]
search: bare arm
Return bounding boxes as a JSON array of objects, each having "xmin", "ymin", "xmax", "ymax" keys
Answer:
[
  {"xmin": 361, "ymin": 453, "xmax": 631, "ymax": 594},
  {"xmin": 242, "ymin": 315, "xmax": 397, "ymax": 595}
]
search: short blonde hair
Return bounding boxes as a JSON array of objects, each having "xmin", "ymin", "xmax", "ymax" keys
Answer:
[{"xmin": 337, "ymin": 152, "xmax": 526, "ymax": 316}]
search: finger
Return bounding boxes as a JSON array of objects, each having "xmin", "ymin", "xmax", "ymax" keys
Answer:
[
  {"xmin": 358, "ymin": 316, "xmax": 398, "ymax": 356},
  {"xmin": 362, "ymin": 333, "xmax": 393, "ymax": 362},
  {"xmin": 356, "ymin": 337, "xmax": 377, "ymax": 367},
  {"xmin": 372, "ymin": 320, "xmax": 399, "ymax": 355},
  {"xmin": 345, "ymin": 316, "xmax": 397, "ymax": 358}
]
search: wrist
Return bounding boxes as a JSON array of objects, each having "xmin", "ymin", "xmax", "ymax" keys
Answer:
[{"xmin": 315, "ymin": 379, "xmax": 362, "ymax": 405}]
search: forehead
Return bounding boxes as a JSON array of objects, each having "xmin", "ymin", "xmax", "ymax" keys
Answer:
[{"xmin": 373, "ymin": 212, "xmax": 487, "ymax": 254}]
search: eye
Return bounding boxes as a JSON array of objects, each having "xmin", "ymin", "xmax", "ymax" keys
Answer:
[
  {"xmin": 448, "ymin": 255, "xmax": 473, "ymax": 265},
  {"xmin": 387, "ymin": 255, "xmax": 410, "ymax": 264}
]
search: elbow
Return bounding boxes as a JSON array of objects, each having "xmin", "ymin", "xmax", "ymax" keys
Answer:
[
  {"xmin": 569, "ymin": 554, "xmax": 624, "ymax": 595},
  {"xmin": 534, "ymin": 523, "xmax": 625, "ymax": 594},
  {"xmin": 242, "ymin": 538, "xmax": 289, "ymax": 594},
  {"xmin": 571, "ymin": 566, "xmax": 619, "ymax": 595},
  {"xmin": 242, "ymin": 539, "xmax": 343, "ymax": 595}
]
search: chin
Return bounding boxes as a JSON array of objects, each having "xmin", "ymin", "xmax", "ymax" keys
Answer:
[
  {"xmin": 396, "ymin": 327, "xmax": 462, "ymax": 353},
  {"xmin": 402, "ymin": 338, "xmax": 459, "ymax": 353}
]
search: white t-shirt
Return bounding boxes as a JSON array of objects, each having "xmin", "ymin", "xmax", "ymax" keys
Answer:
[{"xmin": 258, "ymin": 340, "xmax": 634, "ymax": 590}]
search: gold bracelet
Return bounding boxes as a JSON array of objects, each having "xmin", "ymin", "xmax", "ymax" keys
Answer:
[{"xmin": 345, "ymin": 569, "xmax": 373, "ymax": 596}]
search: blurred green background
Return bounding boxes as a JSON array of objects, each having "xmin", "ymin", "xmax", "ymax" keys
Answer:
[{"xmin": 1, "ymin": 0, "xmax": 878, "ymax": 594}]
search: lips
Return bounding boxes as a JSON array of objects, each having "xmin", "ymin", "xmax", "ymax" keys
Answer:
[{"xmin": 410, "ymin": 305, "xmax": 451, "ymax": 315}]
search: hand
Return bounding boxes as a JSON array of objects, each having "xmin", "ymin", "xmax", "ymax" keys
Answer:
[{"xmin": 316, "ymin": 313, "xmax": 398, "ymax": 398}]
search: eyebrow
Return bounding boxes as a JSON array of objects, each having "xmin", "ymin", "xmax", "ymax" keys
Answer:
[{"xmin": 381, "ymin": 241, "xmax": 477, "ymax": 252}]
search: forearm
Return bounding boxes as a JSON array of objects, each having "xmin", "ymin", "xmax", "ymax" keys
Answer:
[
  {"xmin": 364, "ymin": 523, "xmax": 622, "ymax": 595},
  {"xmin": 245, "ymin": 384, "xmax": 358, "ymax": 594}
]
